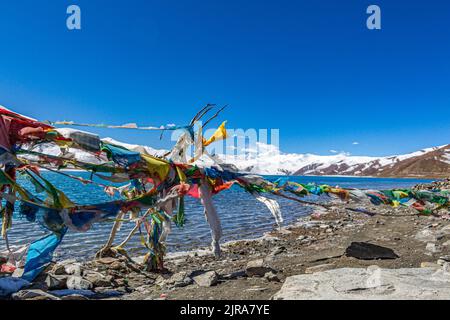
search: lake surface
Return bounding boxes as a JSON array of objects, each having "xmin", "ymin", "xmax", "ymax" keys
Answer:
[{"xmin": 0, "ymin": 173, "xmax": 433, "ymax": 260}]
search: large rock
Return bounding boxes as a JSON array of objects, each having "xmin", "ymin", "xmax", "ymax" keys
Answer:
[
  {"xmin": 273, "ymin": 267, "xmax": 450, "ymax": 300},
  {"xmin": 345, "ymin": 242, "xmax": 399, "ymax": 260},
  {"xmin": 45, "ymin": 274, "xmax": 68, "ymax": 290},
  {"xmin": 51, "ymin": 259, "xmax": 77, "ymax": 275},
  {"xmin": 67, "ymin": 276, "xmax": 93, "ymax": 290},
  {"xmin": 83, "ymin": 271, "xmax": 113, "ymax": 288},
  {"xmin": 168, "ymin": 271, "xmax": 194, "ymax": 288},
  {"xmin": 156, "ymin": 271, "xmax": 193, "ymax": 288},
  {"xmin": 246, "ymin": 259, "xmax": 274, "ymax": 277},
  {"xmin": 64, "ymin": 263, "xmax": 82, "ymax": 276},
  {"xmin": 192, "ymin": 271, "xmax": 219, "ymax": 287}
]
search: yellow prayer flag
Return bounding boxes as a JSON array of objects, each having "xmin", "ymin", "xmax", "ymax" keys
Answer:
[
  {"xmin": 141, "ymin": 154, "xmax": 171, "ymax": 181},
  {"xmin": 203, "ymin": 121, "xmax": 228, "ymax": 147}
]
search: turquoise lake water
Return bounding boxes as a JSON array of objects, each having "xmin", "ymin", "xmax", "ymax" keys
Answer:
[{"xmin": 0, "ymin": 173, "xmax": 433, "ymax": 260}]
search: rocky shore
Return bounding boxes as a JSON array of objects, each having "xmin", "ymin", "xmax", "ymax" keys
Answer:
[{"xmin": 2, "ymin": 182, "xmax": 450, "ymax": 300}]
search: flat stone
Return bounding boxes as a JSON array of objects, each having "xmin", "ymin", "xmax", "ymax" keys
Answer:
[
  {"xmin": 192, "ymin": 271, "xmax": 219, "ymax": 287},
  {"xmin": 420, "ymin": 262, "xmax": 440, "ymax": 269},
  {"xmin": 273, "ymin": 267, "xmax": 450, "ymax": 300},
  {"xmin": 246, "ymin": 259, "xmax": 274, "ymax": 277},
  {"xmin": 305, "ymin": 263, "xmax": 336, "ymax": 274},
  {"xmin": 345, "ymin": 242, "xmax": 399, "ymax": 260},
  {"xmin": 67, "ymin": 276, "xmax": 93, "ymax": 290},
  {"xmin": 12, "ymin": 289, "xmax": 60, "ymax": 301}
]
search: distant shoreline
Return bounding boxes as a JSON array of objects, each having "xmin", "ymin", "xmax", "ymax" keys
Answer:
[{"xmin": 38, "ymin": 168, "xmax": 438, "ymax": 180}]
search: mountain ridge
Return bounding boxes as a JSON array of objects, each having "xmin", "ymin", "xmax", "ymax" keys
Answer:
[{"xmin": 24, "ymin": 134, "xmax": 450, "ymax": 179}]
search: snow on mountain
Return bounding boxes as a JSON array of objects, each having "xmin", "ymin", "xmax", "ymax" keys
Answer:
[
  {"xmin": 20, "ymin": 133, "xmax": 449, "ymax": 178},
  {"xmin": 209, "ymin": 143, "xmax": 450, "ymax": 178}
]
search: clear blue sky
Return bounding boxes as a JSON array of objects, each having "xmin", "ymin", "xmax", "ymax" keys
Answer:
[{"xmin": 0, "ymin": 0, "xmax": 449, "ymax": 156}]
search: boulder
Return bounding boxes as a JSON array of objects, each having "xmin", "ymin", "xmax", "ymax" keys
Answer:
[
  {"xmin": 83, "ymin": 271, "xmax": 113, "ymax": 288},
  {"xmin": 192, "ymin": 271, "xmax": 219, "ymax": 287},
  {"xmin": 45, "ymin": 274, "xmax": 68, "ymax": 290},
  {"xmin": 246, "ymin": 259, "xmax": 274, "ymax": 277},
  {"xmin": 64, "ymin": 263, "xmax": 82, "ymax": 276},
  {"xmin": 273, "ymin": 267, "xmax": 450, "ymax": 300},
  {"xmin": 51, "ymin": 259, "xmax": 77, "ymax": 275},
  {"xmin": 345, "ymin": 242, "xmax": 399, "ymax": 260},
  {"xmin": 168, "ymin": 271, "xmax": 193, "ymax": 288},
  {"xmin": 156, "ymin": 271, "xmax": 193, "ymax": 288},
  {"xmin": 67, "ymin": 276, "xmax": 93, "ymax": 290},
  {"xmin": 51, "ymin": 264, "xmax": 67, "ymax": 276}
]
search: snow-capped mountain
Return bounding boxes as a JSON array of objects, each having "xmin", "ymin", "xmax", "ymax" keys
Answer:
[
  {"xmin": 214, "ymin": 143, "xmax": 450, "ymax": 178},
  {"xmin": 21, "ymin": 133, "xmax": 450, "ymax": 178}
]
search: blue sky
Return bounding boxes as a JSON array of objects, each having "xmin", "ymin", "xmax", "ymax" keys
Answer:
[{"xmin": 0, "ymin": 0, "xmax": 449, "ymax": 156}]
